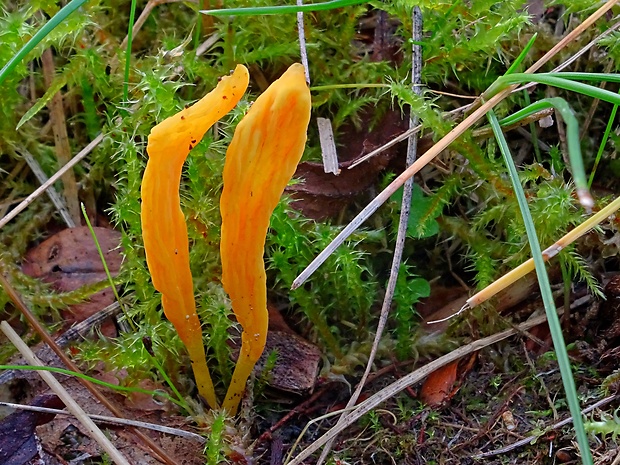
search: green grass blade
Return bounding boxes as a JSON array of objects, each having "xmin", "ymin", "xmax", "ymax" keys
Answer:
[
  {"xmin": 487, "ymin": 110, "xmax": 593, "ymax": 465},
  {"xmin": 0, "ymin": 364, "xmax": 186, "ymax": 409},
  {"xmin": 201, "ymin": 0, "xmax": 365, "ymax": 16},
  {"xmin": 498, "ymin": 97, "xmax": 589, "ymax": 207},
  {"xmin": 123, "ymin": 0, "xmax": 138, "ymax": 103},
  {"xmin": 80, "ymin": 204, "xmax": 133, "ymax": 328},
  {"xmin": 546, "ymin": 72, "xmax": 620, "ymax": 83},
  {"xmin": 483, "ymin": 72, "xmax": 620, "ymax": 209},
  {"xmin": 16, "ymin": 75, "xmax": 67, "ymax": 130},
  {"xmin": 588, "ymin": 103, "xmax": 618, "ymax": 187},
  {"xmin": 522, "ymin": 90, "xmax": 542, "ymax": 162},
  {"xmin": 0, "ymin": 0, "xmax": 88, "ymax": 86},
  {"xmin": 505, "ymin": 33, "xmax": 537, "ymax": 75},
  {"xmin": 486, "ymin": 73, "xmax": 620, "ymax": 102}
]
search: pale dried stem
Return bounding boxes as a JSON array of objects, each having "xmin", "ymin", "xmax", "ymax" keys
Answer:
[
  {"xmin": 286, "ymin": 311, "xmax": 556, "ymax": 465},
  {"xmin": 0, "ymin": 273, "xmax": 177, "ymax": 465},
  {"xmin": 0, "ymin": 298, "xmax": 124, "ymax": 385},
  {"xmin": 478, "ymin": 389, "xmax": 619, "ymax": 458},
  {"xmin": 15, "ymin": 146, "xmax": 75, "ymax": 227},
  {"xmin": 315, "ymin": 7, "xmax": 424, "ymax": 464},
  {"xmin": 0, "ymin": 133, "xmax": 104, "ymax": 229},
  {"xmin": 292, "ymin": 0, "xmax": 618, "ymax": 287},
  {"xmin": 466, "ymin": 194, "xmax": 620, "ymax": 309},
  {"xmin": 0, "ymin": 401, "xmax": 205, "ymax": 443},
  {"xmin": 289, "ymin": 2, "xmax": 618, "ymax": 462},
  {"xmin": 297, "ymin": 0, "xmax": 310, "ymax": 84},
  {"xmin": 292, "ymin": 87, "xmax": 520, "ymax": 289}
]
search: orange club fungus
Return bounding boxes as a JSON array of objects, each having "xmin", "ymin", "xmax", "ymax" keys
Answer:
[
  {"xmin": 220, "ymin": 63, "xmax": 311, "ymax": 414},
  {"xmin": 141, "ymin": 65, "xmax": 249, "ymax": 409},
  {"xmin": 141, "ymin": 63, "xmax": 310, "ymax": 414}
]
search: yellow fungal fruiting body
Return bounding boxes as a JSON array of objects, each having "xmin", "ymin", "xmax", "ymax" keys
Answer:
[
  {"xmin": 141, "ymin": 65, "xmax": 249, "ymax": 409},
  {"xmin": 220, "ymin": 63, "xmax": 311, "ymax": 413}
]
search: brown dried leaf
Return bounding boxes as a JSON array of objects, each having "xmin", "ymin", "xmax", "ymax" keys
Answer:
[
  {"xmin": 419, "ymin": 353, "xmax": 477, "ymax": 407},
  {"xmin": 288, "ymin": 109, "xmax": 415, "ymax": 220},
  {"xmin": 419, "ymin": 361, "xmax": 458, "ymax": 407},
  {"xmin": 22, "ymin": 226, "xmax": 122, "ymax": 336}
]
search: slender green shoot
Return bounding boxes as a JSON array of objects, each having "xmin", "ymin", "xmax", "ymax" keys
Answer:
[
  {"xmin": 588, "ymin": 103, "xmax": 618, "ymax": 187},
  {"xmin": 505, "ymin": 33, "xmax": 537, "ymax": 75},
  {"xmin": 123, "ymin": 0, "xmax": 138, "ymax": 103},
  {"xmin": 0, "ymin": 0, "xmax": 88, "ymax": 86},
  {"xmin": 80, "ymin": 203, "xmax": 133, "ymax": 329},
  {"xmin": 487, "ymin": 110, "xmax": 593, "ymax": 465},
  {"xmin": 522, "ymin": 90, "xmax": 542, "ymax": 163},
  {"xmin": 485, "ymin": 73, "xmax": 620, "ymax": 101},
  {"xmin": 499, "ymin": 31, "xmax": 541, "ymax": 163},
  {"xmin": 201, "ymin": 0, "xmax": 365, "ymax": 16},
  {"xmin": 0, "ymin": 364, "xmax": 187, "ymax": 409},
  {"xmin": 142, "ymin": 336, "xmax": 190, "ymax": 412},
  {"xmin": 497, "ymin": 97, "xmax": 586, "ymax": 203}
]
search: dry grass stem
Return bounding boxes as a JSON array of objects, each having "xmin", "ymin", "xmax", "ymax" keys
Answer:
[
  {"xmin": 0, "ymin": 133, "xmax": 104, "ymax": 229},
  {"xmin": 466, "ymin": 194, "xmax": 620, "ymax": 309},
  {"xmin": 316, "ymin": 7, "xmax": 425, "ymax": 464},
  {"xmin": 292, "ymin": 0, "xmax": 617, "ymax": 288},
  {"xmin": 0, "ymin": 401, "xmax": 206, "ymax": 443},
  {"xmin": 287, "ymin": 311, "xmax": 555, "ymax": 465},
  {"xmin": 15, "ymin": 146, "xmax": 75, "ymax": 227},
  {"xmin": 477, "ymin": 393, "xmax": 620, "ymax": 458},
  {"xmin": 0, "ymin": 273, "xmax": 177, "ymax": 465}
]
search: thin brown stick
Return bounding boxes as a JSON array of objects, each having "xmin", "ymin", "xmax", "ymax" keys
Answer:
[{"xmin": 41, "ymin": 48, "xmax": 81, "ymax": 225}]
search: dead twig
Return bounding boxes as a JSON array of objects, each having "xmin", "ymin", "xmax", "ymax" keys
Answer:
[
  {"xmin": 315, "ymin": 7, "xmax": 424, "ymax": 464},
  {"xmin": 0, "ymin": 298, "xmax": 124, "ymax": 385},
  {"xmin": 476, "ymin": 393, "xmax": 620, "ymax": 458},
  {"xmin": 13, "ymin": 146, "xmax": 75, "ymax": 228},
  {"xmin": 293, "ymin": 0, "xmax": 618, "ymax": 289},
  {"xmin": 286, "ymin": 311, "xmax": 559, "ymax": 465}
]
